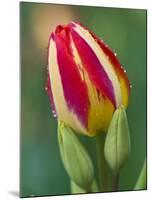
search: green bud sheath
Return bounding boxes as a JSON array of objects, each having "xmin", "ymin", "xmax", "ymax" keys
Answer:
[
  {"xmin": 104, "ymin": 105, "xmax": 131, "ymax": 175},
  {"xmin": 58, "ymin": 121, "xmax": 94, "ymax": 191},
  {"xmin": 71, "ymin": 179, "xmax": 98, "ymax": 194}
]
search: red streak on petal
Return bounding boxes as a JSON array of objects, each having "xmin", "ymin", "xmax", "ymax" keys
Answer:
[
  {"xmin": 70, "ymin": 27, "xmax": 116, "ymax": 108},
  {"xmin": 76, "ymin": 22, "xmax": 130, "ymax": 95},
  {"xmin": 91, "ymin": 32, "xmax": 130, "ymax": 94},
  {"xmin": 54, "ymin": 27, "xmax": 89, "ymax": 128},
  {"xmin": 70, "ymin": 22, "xmax": 130, "ymax": 95}
]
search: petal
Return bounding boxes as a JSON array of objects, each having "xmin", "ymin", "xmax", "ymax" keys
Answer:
[
  {"xmin": 69, "ymin": 22, "xmax": 122, "ymax": 109},
  {"xmin": 72, "ymin": 22, "xmax": 130, "ymax": 107},
  {"xmin": 48, "ymin": 30, "xmax": 89, "ymax": 135},
  {"xmin": 68, "ymin": 25, "xmax": 114, "ymax": 134},
  {"xmin": 93, "ymin": 38, "xmax": 130, "ymax": 107}
]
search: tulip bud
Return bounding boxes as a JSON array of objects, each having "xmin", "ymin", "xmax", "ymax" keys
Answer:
[
  {"xmin": 104, "ymin": 105, "xmax": 131, "ymax": 174},
  {"xmin": 46, "ymin": 22, "xmax": 130, "ymax": 136},
  {"xmin": 58, "ymin": 121, "xmax": 94, "ymax": 191}
]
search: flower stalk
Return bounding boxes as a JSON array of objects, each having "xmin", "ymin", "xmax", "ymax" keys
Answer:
[
  {"xmin": 95, "ymin": 133, "xmax": 111, "ymax": 192},
  {"xmin": 112, "ymin": 173, "xmax": 120, "ymax": 191}
]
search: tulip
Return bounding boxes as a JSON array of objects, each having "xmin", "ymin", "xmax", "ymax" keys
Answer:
[{"xmin": 46, "ymin": 22, "xmax": 130, "ymax": 136}]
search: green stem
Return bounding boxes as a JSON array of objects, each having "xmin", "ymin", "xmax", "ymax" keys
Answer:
[
  {"xmin": 134, "ymin": 159, "xmax": 147, "ymax": 190},
  {"xmin": 95, "ymin": 133, "xmax": 110, "ymax": 192},
  {"xmin": 112, "ymin": 173, "xmax": 119, "ymax": 191}
]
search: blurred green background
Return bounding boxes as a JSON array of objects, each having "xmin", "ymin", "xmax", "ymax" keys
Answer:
[{"xmin": 20, "ymin": 2, "xmax": 147, "ymax": 198}]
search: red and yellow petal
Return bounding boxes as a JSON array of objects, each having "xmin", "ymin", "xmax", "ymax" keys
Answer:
[
  {"xmin": 48, "ymin": 29, "xmax": 90, "ymax": 135},
  {"xmin": 73, "ymin": 22, "xmax": 130, "ymax": 108}
]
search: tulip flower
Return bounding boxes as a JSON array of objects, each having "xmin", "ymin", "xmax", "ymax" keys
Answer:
[{"xmin": 46, "ymin": 22, "xmax": 130, "ymax": 136}]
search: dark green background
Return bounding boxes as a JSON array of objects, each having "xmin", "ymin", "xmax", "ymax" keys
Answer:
[{"xmin": 20, "ymin": 2, "xmax": 147, "ymax": 198}]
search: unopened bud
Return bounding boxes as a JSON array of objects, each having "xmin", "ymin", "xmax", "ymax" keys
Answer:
[
  {"xmin": 104, "ymin": 105, "xmax": 131, "ymax": 174},
  {"xmin": 58, "ymin": 121, "xmax": 94, "ymax": 190}
]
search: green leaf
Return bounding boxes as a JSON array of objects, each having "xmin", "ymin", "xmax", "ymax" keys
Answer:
[
  {"xmin": 134, "ymin": 158, "xmax": 147, "ymax": 190},
  {"xmin": 104, "ymin": 105, "xmax": 131, "ymax": 174},
  {"xmin": 58, "ymin": 121, "xmax": 94, "ymax": 191}
]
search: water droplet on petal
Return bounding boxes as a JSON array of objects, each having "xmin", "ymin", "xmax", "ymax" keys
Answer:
[
  {"xmin": 45, "ymin": 87, "xmax": 48, "ymax": 91},
  {"xmin": 114, "ymin": 52, "xmax": 117, "ymax": 56},
  {"xmin": 53, "ymin": 113, "xmax": 57, "ymax": 118},
  {"xmin": 52, "ymin": 109, "xmax": 57, "ymax": 118},
  {"xmin": 124, "ymin": 69, "xmax": 126, "ymax": 73}
]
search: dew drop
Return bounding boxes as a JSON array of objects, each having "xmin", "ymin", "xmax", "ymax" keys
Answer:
[
  {"xmin": 114, "ymin": 52, "xmax": 117, "ymax": 56},
  {"xmin": 130, "ymin": 85, "xmax": 132, "ymax": 88},
  {"xmin": 53, "ymin": 113, "xmax": 57, "ymax": 118},
  {"xmin": 52, "ymin": 109, "xmax": 57, "ymax": 118},
  {"xmin": 124, "ymin": 69, "xmax": 126, "ymax": 73},
  {"xmin": 45, "ymin": 87, "xmax": 48, "ymax": 91}
]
